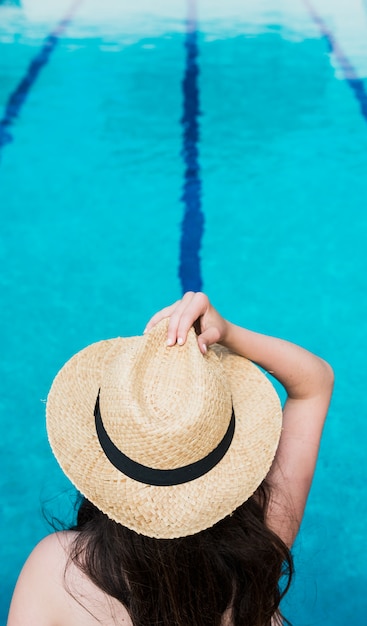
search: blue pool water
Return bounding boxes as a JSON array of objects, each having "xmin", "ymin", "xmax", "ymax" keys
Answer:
[{"xmin": 1, "ymin": 1, "xmax": 367, "ymax": 623}]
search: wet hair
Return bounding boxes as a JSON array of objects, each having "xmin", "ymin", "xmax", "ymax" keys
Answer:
[{"xmin": 69, "ymin": 480, "xmax": 293, "ymax": 626}]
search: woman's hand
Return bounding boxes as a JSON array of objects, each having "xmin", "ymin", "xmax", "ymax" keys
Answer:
[{"xmin": 144, "ymin": 292, "xmax": 228, "ymax": 354}]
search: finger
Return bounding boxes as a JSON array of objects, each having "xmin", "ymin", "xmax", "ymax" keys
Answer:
[
  {"xmin": 197, "ymin": 326, "xmax": 221, "ymax": 354},
  {"xmin": 166, "ymin": 292, "xmax": 197, "ymax": 345},
  {"xmin": 175, "ymin": 292, "xmax": 210, "ymax": 346},
  {"xmin": 144, "ymin": 302, "xmax": 179, "ymax": 333}
]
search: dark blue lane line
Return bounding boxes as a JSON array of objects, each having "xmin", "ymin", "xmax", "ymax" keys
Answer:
[
  {"xmin": 0, "ymin": 0, "xmax": 83, "ymax": 157},
  {"xmin": 303, "ymin": 0, "xmax": 367, "ymax": 123},
  {"xmin": 179, "ymin": 0, "xmax": 204, "ymax": 294}
]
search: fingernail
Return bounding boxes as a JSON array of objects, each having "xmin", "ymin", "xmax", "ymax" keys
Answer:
[
  {"xmin": 143, "ymin": 327, "xmax": 148, "ymax": 334},
  {"xmin": 177, "ymin": 337, "xmax": 184, "ymax": 345},
  {"xmin": 202, "ymin": 343, "xmax": 207, "ymax": 354},
  {"xmin": 167, "ymin": 337, "xmax": 174, "ymax": 346}
]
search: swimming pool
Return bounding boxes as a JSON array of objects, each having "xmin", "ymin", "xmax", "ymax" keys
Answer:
[{"xmin": 1, "ymin": 0, "xmax": 367, "ymax": 623}]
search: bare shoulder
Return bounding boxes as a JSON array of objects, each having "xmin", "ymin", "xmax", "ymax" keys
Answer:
[
  {"xmin": 7, "ymin": 531, "xmax": 132, "ymax": 626},
  {"xmin": 7, "ymin": 532, "xmax": 72, "ymax": 626},
  {"xmin": 25, "ymin": 531, "xmax": 74, "ymax": 570}
]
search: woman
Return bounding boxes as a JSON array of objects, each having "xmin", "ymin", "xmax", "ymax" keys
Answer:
[{"xmin": 7, "ymin": 292, "xmax": 334, "ymax": 626}]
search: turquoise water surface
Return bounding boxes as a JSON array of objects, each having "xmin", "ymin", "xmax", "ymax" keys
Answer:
[{"xmin": 1, "ymin": 3, "xmax": 367, "ymax": 624}]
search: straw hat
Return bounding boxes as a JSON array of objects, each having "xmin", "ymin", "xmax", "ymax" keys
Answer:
[{"xmin": 46, "ymin": 319, "xmax": 282, "ymax": 539}]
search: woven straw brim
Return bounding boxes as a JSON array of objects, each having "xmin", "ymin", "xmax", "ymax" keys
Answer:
[{"xmin": 46, "ymin": 334, "xmax": 282, "ymax": 539}]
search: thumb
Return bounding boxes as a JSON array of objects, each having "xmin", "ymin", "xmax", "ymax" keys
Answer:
[{"xmin": 197, "ymin": 327, "xmax": 221, "ymax": 354}]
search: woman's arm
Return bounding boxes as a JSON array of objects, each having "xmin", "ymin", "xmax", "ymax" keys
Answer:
[
  {"xmin": 146, "ymin": 291, "xmax": 334, "ymax": 546},
  {"xmin": 222, "ymin": 321, "xmax": 334, "ymax": 546}
]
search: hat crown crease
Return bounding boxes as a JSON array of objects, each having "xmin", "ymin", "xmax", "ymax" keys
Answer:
[{"xmin": 98, "ymin": 322, "xmax": 233, "ymax": 470}]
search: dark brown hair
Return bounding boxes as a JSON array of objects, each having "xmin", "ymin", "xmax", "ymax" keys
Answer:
[{"xmin": 69, "ymin": 481, "xmax": 293, "ymax": 626}]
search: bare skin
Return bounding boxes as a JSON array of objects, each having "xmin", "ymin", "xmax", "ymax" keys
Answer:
[
  {"xmin": 7, "ymin": 531, "xmax": 133, "ymax": 626},
  {"xmin": 7, "ymin": 291, "xmax": 334, "ymax": 625}
]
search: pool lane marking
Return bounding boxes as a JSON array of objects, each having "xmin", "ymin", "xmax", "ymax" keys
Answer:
[
  {"xmin": 302, "ymin": 0, "xmax": 367, "ymax": 122},
  {"xmin": 0, "ymin": 0, "xmax": 83, "ymax": 156},
  {"xmin": 179, "ymin": 0, "xmax": 204, "ymax": 294}
]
